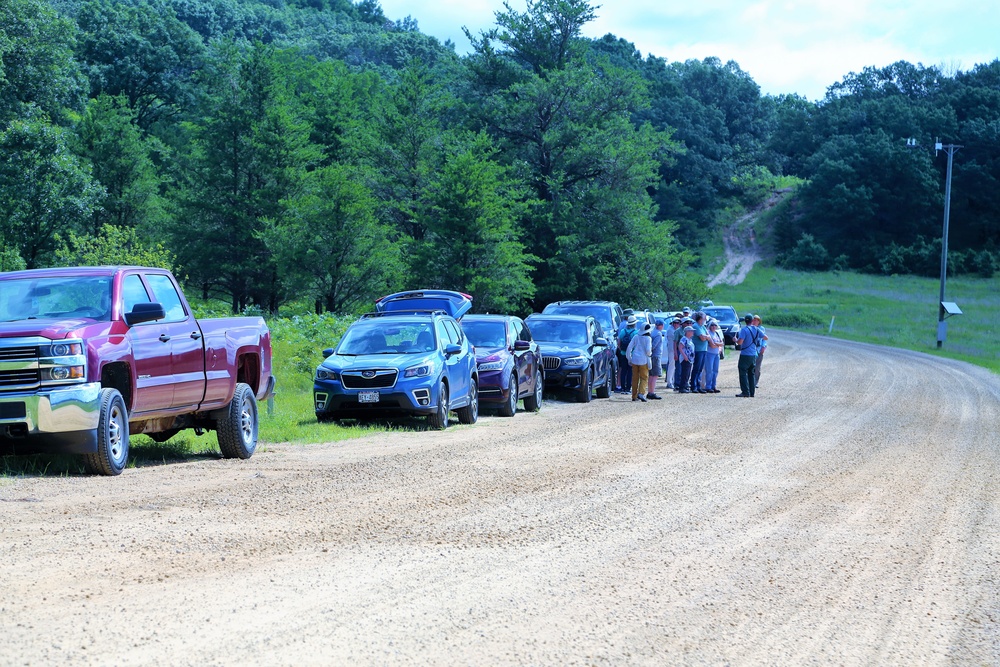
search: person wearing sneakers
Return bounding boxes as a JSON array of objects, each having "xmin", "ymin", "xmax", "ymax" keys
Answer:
[
  {"xmin": 647, "ymin": 320, "xmax": 664, "ymax": 399},
  {"xmin": 735, "ymin": 313, "xmax": 761, "ymax": 397},
  {"xmin": 704, "ymin": 320, "xmax": 724, "ymax": 393},
  {"xmin": 626, "ymin": 322, "xmax": 654, "ymax": 402},
  {"xmin": 677, "ymin": 325, "xmax": 696, "ymax": 393}
]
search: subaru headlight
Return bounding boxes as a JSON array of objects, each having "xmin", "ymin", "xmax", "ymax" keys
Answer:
[
  {"xmin": 316, "ymin": 367, "xmax": 338, "ymax": 381},
  {"xmin": 404, "ymin": 360, "xmax": 437, "ymax": 378},
  {"xmin": 563, "ymin": 355, "xmax": 588, "ymax": 367},
  {"xmin": 477, "ymin": 360, "xmax": 504, "ymax": 371}
]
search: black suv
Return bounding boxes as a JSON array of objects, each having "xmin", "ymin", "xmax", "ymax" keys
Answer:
[
  {"xmin": 524, "ymin": 314, "xmax": 614, "ymax": 402},
  {"xmin": 703, "ymin": 305, "xmax": 740, "ymax": 346},
  {"xmin": 541, "ymin": 300, "xmax": 624, "ymax": 381}
]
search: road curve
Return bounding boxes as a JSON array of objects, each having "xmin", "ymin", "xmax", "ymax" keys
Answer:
[{"xmin": 1, "ymin": 331, "xmax": 998, "ymax": 665}]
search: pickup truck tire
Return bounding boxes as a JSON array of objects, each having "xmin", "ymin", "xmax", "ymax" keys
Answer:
[
  {"xmin": 428, "ymin": 383, "xmax": 449, "ymax": 430},
  {"xmin": 83, "ymin": 388, "xmax": 129, "ymax": 476},
  {"xmin": 457, "ymin": 380, "xmax": 478, "ymax": 425},
  {"xmin": 497, "ymin": 374, "xmax": 518, "ymax": 417},
  {"xmin": 217, "ymin": 383, "xmax": 258, "ymax": 459},
  {"xmin": 523, "ymin": 369, "xmax": 543, "ymax": 412}
]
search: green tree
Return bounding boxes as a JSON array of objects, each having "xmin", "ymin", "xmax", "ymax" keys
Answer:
[
  {"xmin": 56, "ymin": 223, "xmax": 174, "ymax": 268},
  {"xmin": 74, "ymin": 0, "xmax": 204, "ymax": 128},
  {"xmin": 0, "ymin": 115, "xmax": 103, "ymax": 268},
  {"xmin": 413, "ymin": 133, "xmax": 535, "ymax": 313},
  {"xmin": 173, "ymin": 41, "xmax": 319, "ymax": 312},
  {"xmin": 0, "ymin": 0, "xmax": 87, "ymax": 125},
  {"xmin": 73, "ymin": 94, "xmax": 167, "ymax": 235},
  {"xmin": 264, "ymin": 163, "xmax": 402, "ymax": 314}
]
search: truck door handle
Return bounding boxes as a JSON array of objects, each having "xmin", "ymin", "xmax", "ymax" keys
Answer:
[
  {"xmin": 159, "ymin": 333, "xmax": 171, "ymax": 342},
  {"xmin": 190, "ymin": 331, "xmax": 202, "ymax": 340}
]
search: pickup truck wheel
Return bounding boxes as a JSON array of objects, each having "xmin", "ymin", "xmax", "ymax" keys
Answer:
[
  {"xmin": 576, "ymin": 369, "xmax": 593, "ymax": 403},
  {"xmin": 457, "ymin": 380, "xmax": 479, "ymax": 424},
  {"xmin": 497, "ymin": 374, "xmax": 517, "ymax": 417},
  {"xmin": 428, "ymin": 383, "xmax": 449, "ymax": 430},
  {"xmin": 523, "ymin": 369, "xmax": 543, "ymax": 412},
  {"xmin": 83, "ymin": 389, "xmax": 129, "ymax": 476},
  {"xmin": 217, "ymin": 383, "xmax": 258, "ymax": 459}
]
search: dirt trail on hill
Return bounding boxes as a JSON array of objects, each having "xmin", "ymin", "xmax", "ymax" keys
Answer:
[
  {"xmin": 2, "ymin": 331, "xmax": 999, "ymax": 666},
  {"xmin": 708, "ymin": 189, "xmax": 790, "ymax": 287}
]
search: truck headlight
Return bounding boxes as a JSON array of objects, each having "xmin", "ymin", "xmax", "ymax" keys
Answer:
[{"xmin": 39, "ymin": 339, "xmax": 86, "ymax": 386}]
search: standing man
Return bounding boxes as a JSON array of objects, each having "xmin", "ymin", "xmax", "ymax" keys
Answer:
[
  {"xmin": 647, "ymin": 320, "xmax": 664, "ymax": 399},
  {"xmin": 663, "ymin": 317, "xmax": 680, "ymax": 390},
  {"xmin": 678, "ymin": 325, "xmax": 696, "ymax": 393},
  {"xmin": 691, "ymin": 311, "xmax": 710, "ymax": 394},
  {"xmin": 735, "ymin": 313, "xmax": 761, "ymax": 398},
  {"xmin": 617, "ymin": 314, "xmax": 637, "ymax": 395},
  {"xmin": 752, "ymin": 314, "xmax": 768, "ymax": 389}
]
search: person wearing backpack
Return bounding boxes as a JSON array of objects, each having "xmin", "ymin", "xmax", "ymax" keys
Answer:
[
  {"xmin": 734, "ymin": 313, "xmax": 761, "ymax": 398},
  {"xmin": 617, "ymin": 314, "xmax": 637, "ymax": 394}
]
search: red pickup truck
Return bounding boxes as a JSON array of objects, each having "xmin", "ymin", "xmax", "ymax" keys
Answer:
[{"xmin": 0, "ymin": 266, "xmax": 275, "ymax": 475}]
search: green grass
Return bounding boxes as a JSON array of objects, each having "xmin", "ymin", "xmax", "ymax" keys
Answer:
[{"xmin": 712, "ymin": 266, "xmax": 1000, "ymax": 373}]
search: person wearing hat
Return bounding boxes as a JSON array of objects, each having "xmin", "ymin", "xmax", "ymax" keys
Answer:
[
  {"xmin": 616, "ymin": 314, "xmax": 638, "ymax": 394},
  {"xmin": 674, "ymin": 316, "xmax": 694, "ymax": 390},
  {"xmin": 646, "ymin": 320, "xmax": 665, "ymax": 399},
  {"xmin": 735, "ymin": 313, "xmax": 762, "ymax": 397},
  {"xmin": 677, "ymin": 325, "xmax": 696, "ymax": 393},
  {"xmin": 625, "ymin": 321, "xmax": 654, "ymax": 402},
  {"xmin": 691, "ymin": 311, "xmax": 711, "ymax": 393},
  {"xmin": 663, "ymin": 317, "xmax": 681, "ymax": 391},
  {"xmin": 704, "ymin": 320, "xmax": 724, "ymax": 393}
]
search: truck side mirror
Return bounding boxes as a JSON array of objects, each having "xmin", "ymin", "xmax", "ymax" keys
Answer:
[{"xmin": 124, "ymin": 302, "xmax": 165, "ymax": 326}]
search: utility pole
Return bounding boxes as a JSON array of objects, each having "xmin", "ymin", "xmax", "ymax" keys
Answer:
[{"xmin": 906, "ymin": 137, "xmax": 964, "ymax": 348}]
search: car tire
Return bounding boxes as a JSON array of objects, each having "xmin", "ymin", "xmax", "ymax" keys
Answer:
[
  {"xmin": 576, "ymin": 368, "xmax": 593, "ymax": 403},
  {"xmin": 218, "ymin": 382, "xmax": 259, "ymax": 459},
  {"xmin": 497, "ymin": 373, "xmax": 518, "ymax": 417},
  {"xmin": 428, "ymin": 382, "xmax": 449, "ymax": 430},
  {"xmin": 523, "ymin": 369, "xmax": 543, "ymax": 412},
  {"xmin": 457, "ymin": 379, "xmax": 478, "ymax": 424},
  {"xmin": 83, "ymin": 388, "xmax": 129, "ymax": 476},
  {"xmin": 595, "ymin": 366, "xmax": 612, "ymax": 398}
]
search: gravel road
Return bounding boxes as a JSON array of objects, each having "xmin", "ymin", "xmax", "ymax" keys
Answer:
[{"xmin": 2, "ymin": 331, "xmax": 999, "ymax": 666}]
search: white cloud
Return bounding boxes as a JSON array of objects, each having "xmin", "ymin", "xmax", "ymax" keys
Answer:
[{"xmin": 376, "ymin": 0, "xmax": 999, "ymax": 100}]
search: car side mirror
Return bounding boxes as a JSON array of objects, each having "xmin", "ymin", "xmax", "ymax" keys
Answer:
[
  {"xmin": 595, "ymin": 337, "xmax": 608, "ymax": 347},
  {"xmin": 444, "ymin": 343, "xmax": 462, "ymax": 356},
  {"xmin": 124, "ymin": 302, "xmax": 165, "ymax": 326},
  {"xmin": 322, "ymin": 348, "xmax": 334, "ymax": 358},
  {"xmin": 513, "ymin": 340, "xmax": 531, "ymax": 351}
]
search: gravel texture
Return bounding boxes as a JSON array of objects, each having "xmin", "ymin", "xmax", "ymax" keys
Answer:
[{"xmin": 1, "ymin": 331, "xmax": 999, "ymax": 666}]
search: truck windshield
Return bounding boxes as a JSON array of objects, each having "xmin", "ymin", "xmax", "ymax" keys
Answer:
[
  {"xmin": 337, "ymin": 321, "xmax": 436, "ymax": 355},
  {"xmin": 0, "ymin": 276, "xmax": 112, "ymax": 322}
]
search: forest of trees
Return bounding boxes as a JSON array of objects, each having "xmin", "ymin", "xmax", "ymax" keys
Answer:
[{"xmin": 2, "ymin": 0, "xmax": 998, "ymax": 316}]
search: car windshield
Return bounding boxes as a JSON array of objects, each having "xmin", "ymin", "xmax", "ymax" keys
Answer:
[
  {"xmin": 528, "ymin": 319, "xmax": 587, "ymax": 344},
  {"xmin": 544, "ymin": 305, "xmax": 612, "ymax": 335},
  {"xmin": 463, "ymin": 320, "xmax": 506, "ymax": 348},
  {"xmin": 704, "ymin": 307, "xmax": 737, "ymax": 322},
  {"xmin": 337, "ymin": 321, "xmax": 436, "ymax": 355},
  {"xmin": 0, "ymin": 276, "xmax": 112, "ymax": 322}
]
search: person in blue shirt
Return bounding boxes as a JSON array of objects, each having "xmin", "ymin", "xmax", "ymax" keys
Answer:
[
  {"xmin": 752, "ymin": 314, "xmax": 768, "ymax": 389},
  {"xmin": 691, "ymin": 311, "xmax": 710, "ymax": 393},
  {"xmin": 678, "ymin": 326, "xmax": 696, "ymax": 393},
  {"xmin": 735, "ymin": 313, "xmax": 762, "ymax": 397},
  {"xmin": 646, "ymin": 320, "xmax": 664, "ymax": 399}
]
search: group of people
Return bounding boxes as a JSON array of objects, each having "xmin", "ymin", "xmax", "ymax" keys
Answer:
[{"xmin": 615, "ymin": 308, "xmax": 767, "ymax": 402}]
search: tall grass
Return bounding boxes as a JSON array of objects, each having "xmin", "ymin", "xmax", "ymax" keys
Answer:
[{"xmin": 712, "ymin": 266, "xmax": 1000, "ymax": 373}]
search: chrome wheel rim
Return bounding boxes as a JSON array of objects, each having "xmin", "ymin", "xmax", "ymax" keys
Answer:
[
  {"xmin": 239, "ymin": 394, "xmax": 256, "ymax": 445},
  {"xmin": 107, "ymin": 402, "xmax": 126, "ymax": 467},
  {"xmin": 534, "ymin": 371, "xmax": 543, "ymax": 405}
]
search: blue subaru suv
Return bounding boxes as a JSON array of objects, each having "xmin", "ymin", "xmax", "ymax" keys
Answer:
[{"xmin": 313, "ymin": 291, "xmax": 478, "ymax": 429}]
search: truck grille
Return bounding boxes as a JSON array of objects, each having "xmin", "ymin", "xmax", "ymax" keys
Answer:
[
  {"xmin": 341, "ymin": 369, "xmax": 398, "ymax": 390},
  {"xmin": 542, "ymin": 356, "xmax": 561, "ymax": 370},
  {"xmin": 0, "ymin": 346, "xmax": 37, "ymax": 361},
  {"xmin": 0, "ymin": 368, "xmax": 40, "ymax": 389}
]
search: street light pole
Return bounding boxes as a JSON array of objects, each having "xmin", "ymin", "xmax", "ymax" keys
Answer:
[{"xmin": 936, "ymin": 142, "xmax": 961, "ymax": 348}]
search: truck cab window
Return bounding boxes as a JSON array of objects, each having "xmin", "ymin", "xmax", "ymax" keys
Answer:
[{"xmin": 145, "ymin": 274, "xmax": 187, "ymax": 323}]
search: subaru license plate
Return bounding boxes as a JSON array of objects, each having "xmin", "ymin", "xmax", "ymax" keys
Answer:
[{"xmin": 358, "ymin": 391, "xmax": 380, "ymax": 403}]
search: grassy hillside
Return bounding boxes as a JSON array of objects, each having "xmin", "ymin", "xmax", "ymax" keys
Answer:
[{"xmin": 711, "ymin": 267, "xmax": 1000, "ymax": 373}]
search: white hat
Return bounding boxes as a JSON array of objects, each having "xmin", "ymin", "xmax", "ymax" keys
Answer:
[{"xmin": 626, "ymin": 315, "xmax": 637, "ymax": 325}]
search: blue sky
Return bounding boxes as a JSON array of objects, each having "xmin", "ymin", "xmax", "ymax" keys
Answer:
[{"xmin": 375, "ymin": 0, "xmax": 998, "ymax": 101}]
